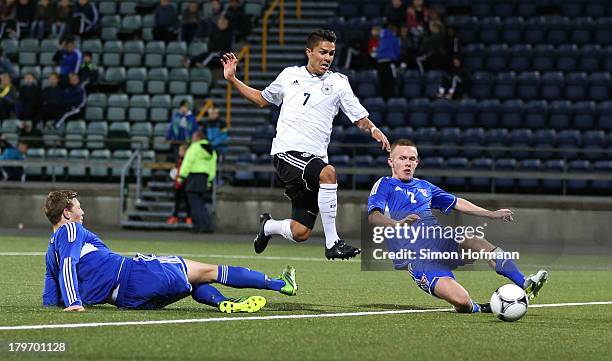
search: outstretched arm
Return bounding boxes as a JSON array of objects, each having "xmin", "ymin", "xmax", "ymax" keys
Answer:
[
  {"xmin": 368, "ymin": 210, "xmax": 420, "ymax": 227},
  {"xmin": 454, "ymin": 198, "xmax": 514, "ymax": 222},
  {"xmin": 355, "ymin": 118, "xmax": 391, "ymax": 152},
  {"xmin": 221, "ymin": 52, "xmax": 269, "ymax": 108}
]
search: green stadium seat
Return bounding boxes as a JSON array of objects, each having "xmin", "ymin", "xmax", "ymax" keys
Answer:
[
  {"xmin": 130, "ymin": 95, "xmax": 150, "ymax": 107},
  {"xmin": 40, "ymin": 39, "xmax": 59, "ymax": 52},
  {"xmin": 126, "ymin": 80, "xmax": 144, "ymax": 94},
  {"xmin": 1, "ymin": 119, "xmax": 20, "ymax": 133},
  {"xmin": 127, "ymin": 67, "xmax": 147, "ymax": 80},
  {"xmin": 145, "ymin": 53, "xmax": 163, "ymax": 67},
  {"xmin": 108, "ymin": 94, "xmax": 130, "ymax": 108},
  {"xmin": 245, "ymin": 2, "xmax": 263, "ymax": 16},
  {"xmin": 151, "ymin": 95, "xmax": 172, "ymax": 108},
  {"xmin": 101, "ymin": 27, "xmax": 118, "ymax": 41},
  {"xmin": 124, "ymin": 40, "xmax": 145, "ymax": 54},
  {"xmin": 166, "ymin": 41, "xmax": 187, "ymax": 55},
  {"xmin": 19, "ymin": 52, "xmax": 37, "ymax": 66},
  {"xmin": 104, "ymin": 40, "xmax": 123, "ymax": 53},
  {"xmin": 101, "ymin": 15, "xmax": 121, "ymax": 28},
  {"xmin": 141, "ymin": 28, "xmax": 153, "ymax": 41},
  {"xmin": 85, "ymin": 107, "xmax": 104, "ymax": 121},
  {"xmin": 99, "ymin": 1, "xmax": 116, "ymax": 15},
  {"xmin": 107, "ymin": 122, "xmax": 131, "ymax": 150},
  {"xmin": 111, "ymin": 149, "xmax": 133, "ymax": 177},
  {"xmin": 129, "ymin": 107, "xmax": 148, "ymax": 122},
  {"xmin": 123, "ymin": 53, "xmax": 142, "ymax": 66},
  {"xmin": 169, "ymin": 80, "xmax": 187, "ymax": 94},
  {"xmin": 153, "ymin": 123, "xmax": 167, "ymax": 136},
  {"xmin": 1, "ymin": 39, "xmax": 18, "ymax": 56},
  {"xmin": 145, "ymin": 41, "xmax": 166, "ymax": 54},
  {"xmin": 190, "ymin": 81, "xmax": 209, "ymax": 96},
  {"xmin": 142, "ymin": 14, "xmax": 155, "ymax": 28},
  {"xmin": 189, "ymin": 68, "xmax": 212, "ymax": 83},
  {"xmin": 188, "ymin": 42, "xmax": 207, "ymax": 57},
  {"xmin": 66, "ymin": 120, "xmax": 86, "ymax": 135},
  {"xmin": 121, "ymin": 15, "xmax": 142, "ymax": 33},
  {"xmin": 87, "ymin": 93, "xmax": 107, "ymax": 108},
  {"xmin": 103, "ymin": 53, "xmax": 121, "ymax": 66},
  {"xmin": 82, "ymin": 39, "xmax": 103, "ymax": 53},
  {"xmin": 86, "ymin": 121, "xmax": 108, "ymax": 150},
  {"xmin": 147, "ymin": 80, "xmax": 166, "ymax": 94},
  {"xmin": 131, "ymin": 123, "xmax": 152, "ymax": 150},
  {"xmin": 148, "ymin": 67, "xmax": 168, "ymax": 81},
  {"xmin": 107, "ymin": 107, "xmax": 127, "ymax": 122},
  {"xmin": 103, "ymin": 67, "xmax": 126, "ymax": 83},
  {"xmin": 65, "ymin": 133, "xmax": 84, "ymax": 149},
  {"xmin": 41, "ymin": 66, "xmax": 55, "ymax": 79},
  {"xmin": 169, "ymin": 68, "xmax": 189, "ymax": 81},
  {"xmin": 120, "ymin": 1, "xmax": 138, "ymax": 15},
  {"xmin": 141, "ymin": 150, "xmax": 155, "ymax": 177},
  {"xmin": 19, "ymin": 39, "xmax": 39, "ymax": 52},
  {"xmin": 90, "ymin": 149, "xmax": 111, "ymax": 177},
  {"xmin": 150, "ymin": 108, "xmax": 169, "ymax": 123},
  {"xmin": 39, "ymin": 52, "xmax": 55, "ymax": 66},
  {"xmin": 46, "ymin": 148, "xmax": 68, "ymax": 178},
  {"xmin": 165, "ymin": 54, "xmax": 184, "ymax": 68},
  {"xmin": 25, "ymin": 148, "xmax": 44, "ymax": 177},
  {"xmin": 67, "ymin": 149, "xmax": 89, "ymax": 177}
]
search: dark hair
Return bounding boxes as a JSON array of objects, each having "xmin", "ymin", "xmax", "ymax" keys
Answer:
[
  {"xmin": 390, "ymin": 139, "xmax": 417, "ymax": 153},
  {"xmin": 306, "ymin": 29, "xmax": 336, "ymax": 49},
  {"xmin": 44, "ymin": 190, "xmax": 78, "ymax": 225},
  {"xmin": 180, "ymin": 100, "xmax": 190, "ymax": 108},
  {"xmin": 83, "ymin": 51, "xmax": 92, "ymax": 57}
]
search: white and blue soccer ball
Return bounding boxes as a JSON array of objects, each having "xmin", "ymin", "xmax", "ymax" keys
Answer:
[{"xmin": 490, "ymin": 284, "xmax": 529, "ymax": 322}]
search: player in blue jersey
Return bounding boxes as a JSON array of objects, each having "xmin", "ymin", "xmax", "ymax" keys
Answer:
[
  {"xmin": 42, "ymin": 190, "xmax": 298, "ymax": 313},
  {"xmin": 367, "ymin": 140, "xmax": 548, "ymax": 313}
]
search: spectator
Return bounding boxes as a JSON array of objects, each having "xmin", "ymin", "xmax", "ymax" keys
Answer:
[
  {"xmin": 54, "ymin": 0, "xmax": 73, "ymax": 39},
  {"xmin": 0, "ymin": 137, "xmax": 26, "ymax": 181},
  {"xmin": 185, "ymin": 16, "xmax": 232, "ymax": 68},
  {"xmin": 399, "ymin": 25, "xmax": 414, "ymax": 68},
  {"xmin": 39, "ymin": 72, "xmax": 64, "ymax": 126},
  {"xmin": 53, "ymin": 37, "xmax": 82, "ymax": 85},
  {"xmin": 18, "ymin": 120, "xmax": 42, "ymax": 148},
  {"xmin": 386, "ymin": 0, "xmax": 407, "ymax": 29},
  {"xmin": 406, "ymin": 0, "xmax": 431, "ymax": 47},
  {"xmin": 0, "ymin": 0, "xmax": 16, "ymax": 39},
  {"xmin": 416, "ymin": 20, "xmax": 448, "ymax": 73},
  {"xmin": 180, "ymin": 2, "xmax": 201, "ymax": 44},
  {"xmin": 78, "ymin": 51, "xmax": 98, "ymax": 92},
  {"xmin": 202, "ymin": 107, "xmax": 228, "ymax": 155},
  {"xmin": 446, "ymin": 26, "xmax": 462, "ymax": 60},
  {"xmin": 437, "ymin": 57, "xmax": 470, "ymax": 99},
  {"xmin": 224, "ymin": 0, "xmax": 249, "ymax": 42},
  {"xmin": 0, "ymin": 72, "xmax": 16, "ymax": 119},
  {"xmin": 15, "ymin": 0, "xmax": 35, "ymax": 39},
  {"xmin": 178, "ymin": 129, "xmax": 217, "ymax": 233},
  {"xmin": 167, "ymin": 144, "xmax": 192, "ymax": 225},
  {"xmin": 376, "ymin": 23, "xmax": 401, "ymax": 99},
  {"xmin": 166, "ymin": 99, "xmax": 198, "ymax": 156},
  {"xmin": 367, "ymin": 26, "xmax": 381, "ymax": 60},
  {"xmin": 201, "ymin": 0, "xmax": 222, "ymax": 38},
  {"xmin": 16, "ymin": 72, "xmax": 40, "ymax": 122},
  {"xmin": 31, "ymin": 0, "xmax": 56, "ymax": 39},
  {"xmin": 0, "ymin": 47, "xmax": 16, "ymax": 81},
  {"xmin": 55, "ymin": 72, "xmax": 85, "ymax": 128},
  {"xmin": 153, "ymin": 0, "xmax": 178, "ymax": 42},
  {"xmin": 73, "ymin": 0, "xmax": 99, "ymax": 39}
]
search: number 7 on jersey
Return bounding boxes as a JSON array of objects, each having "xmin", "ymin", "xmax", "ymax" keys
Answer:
[{"xmin": 303, "ymin": 92, "xmax": 311, "ymax": 106}]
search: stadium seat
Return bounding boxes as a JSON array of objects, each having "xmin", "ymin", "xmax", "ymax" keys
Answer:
[
  {"xmin": 532, "ymin": 129, "xmax": 556, "ymax": 159},
  {"xmin": 582, "ymin": 130, "xmax": 606, "ymax": 161},
  {"xmin": 595, "ymin": 18, "xmax": 612, "ymax": 45},
  {"xmin": 121, "ymin": 15, "xmax": 142, "ymax": 33},
  {"xmin": 501, "ymin": 17, "xmax": 522, "ymax": 44},
  {"xmin": 541, "ymin": 72, "xmax": 564, "ymax": 101},
  {"xmin": 438, "ymin": 127, "xmax": 461, "ymax": 158},
  {"xmin": 150, "ymin": 108, "xmax": 169, "ymax": 123},
  {"xmin": 147, "ymin": 80, "xmax": 166, "ymax": 94},
  {"xmin": 168, "ymin": 80, "xmax": 187, "ymax": 94},
  {"xmin": 148, "ymin": 68, "xmax": 168, "ymax": 81},
  {"xmin": 567, "ymin": 160, "xmax": 589, "ymax": 194},
  {"xmin": 172, "ymin": 95, "xmax": 193, "ymax": 108},
  {"xmin": 25, "ymin": 148, "xmax": 45, "ymax": 177},
  {"xmin": 87, "ymin": 93, "xmax": 107, "ymax": 108},
  {"xmin": 517, "ymin": 159, "xmax": 541, "ymax": 191},
  {"xmin": 46, "ymin": 148, "xmax": 67, "ymax": 179},
  {"xmin": 430, "ymin": 99, "xmax": 454, "ymax": 128},
  {"xmin": 130, "ymin": 95, "xmax": 150, "ymax": 108},
  {"xmin": 479, "ymin": 17, "xmax": 501, "ymax": 45},
  {"xmin": 131, "ymin": 123, "xmax": 152, "ymax": 150},
  {"xmin": 547, "ymin": 17, "xmax": 570, "ymax": 46},
  {"xmin": 462, "ymin": 128, "xmax": 484, "ymax": 158},
  {"xmin": 509, "ymin": 44, "xmax": 532, "ymax": 72},
  {"xmin": 99, "ymin": 1, "xmax": 116, "ymax": 15},
  {"xmin": 478, "ymin": 99, "xmax": 501, "ymax": 129},
  {"xmin": 103, "ymin": 67, "xmax": 126, "ymax": 84},
  {"xmin": 516, "ymin": 71, "xmax": 540, "ymax": 101},
  {"xmin": 573, "ymin": 101, "xmax": 596, "ymax": 131},
  {"xmin": 401, "ymin": 70, "xmax": 422, "ymax": 98},
  {"xmin": 486, "ymin": 44, "xmax": 508, "ymax": 72},
  {"xmin": 588, "ymin": 72, "xmax": 610, "ymax": 101},
  {"xmin": 565, "ymin": 72, "xmax": 587, "ymax": 101},
  {"xmin": 190, "ymin": 81, "xmax": 209, "ymax": 96},
  {"xmin": 188, "ymin": 42, "xmax": 208, "ymax": 57},
  {"xmin": 445, "ymin": 157, "xmax": 469, "ymax": 189},
  {"xmin": 469, "ymin": 157, "xmax": 493, "ymax": 190},
  {"xmin": 67, "ymin": 149, "xmax": 89, "ymax": 177},
  {"xmin": 190, "ymin": 68, "xmax": 212, "ymax": 83},
  {"xmin": 571, "ymin": 17, "xmax": 595, "ymax": 46},
  {"xmin": 384, "ymin": 97, "xmax": 407, "ymax": 128},
  {"xmin": 455, "ymin": 99, "xmax": 478, "ymax": 128},
  {"xmin": 549, "ymin": 100, "xmax": 572, "ymax": 130},
  {"xmin": 500, "ymin": 99, "xmax": 524, "ymax": 128},
  {"xmin": 493, "ymin": 72, "xmax": 515, "ymax": 100},
  {"xmin": 591, "ymin": 160, "xmax": 612, "ymax": 192},
  {"xmin": 524, "ymin": 18, "xmax": 546, "ymax": 45},
  {"xmin": 413, "ymin": 127, "xmax": 438, "ymax": 158},
  {"xmin": 471, "ymin": 72, "xmax": 492, "ymax": 100},
  {"xmin": 407, "ymin": 98, "xmax": 430, "ymax": 128},
  {"xmin": 510, "ymin": 128, "xmax": 533, "ymax": 159},
  {"xmin": 598, "ymin": 101, "xmax": 612, "ymax": 131},
  {"xmin": 145, "ymin": 54, "xmax": 164, "ymax": 67},
  {"xmin": 464, "ymin": 44, "xmax": 485, "ymax": 71},
  {"xmin": 532, "ymin": 45, "xmax": 555, "ymax": 72},
  {"xmin": 557, "ymin": 129, "xmax": 581, "ymax": 160},
  {"xmin": 494, "ymin": 158, "xmax": 517, "ymax": 190},
  {"xmin": 85, "ymin": 107, "xmax": 104, "ymax": 121},
  {"xmin": 86, "ymin": 121, "xmax": 108, "ymax": 150},
  {"xmin": 89, "ymin": 149, "xmax": 111, "ymax": 177},
  {"xmin": 418, "ymin": 156, "xmax": 444, "ymax": 184},
  {"xmin": 18, "ymin": 52, "xmax": 37, "ymax": 66},
  {"xmin": 145, "ymin": 41, "xmax": 166, "ymax": 54},
  {"xmin": 151, "ymin": 95, "xmax": 172, "ymax": 108},
  {"xmin": 485, "ymin": 128, "xmax": 509, "ymax": 158}
]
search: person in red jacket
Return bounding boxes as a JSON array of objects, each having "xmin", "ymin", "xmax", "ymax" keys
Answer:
[
  {"xmin": 406, "ymin": 0, "xmax": 431, "ymax": 46},
  {"xmin": 167, "ymin": 144, "xmax": 192, "ymax": 225}
]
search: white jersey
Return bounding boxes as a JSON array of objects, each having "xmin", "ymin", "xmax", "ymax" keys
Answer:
[{"xmin": 261, "ymin": 66, "xmax": 369, "ymax": 157}]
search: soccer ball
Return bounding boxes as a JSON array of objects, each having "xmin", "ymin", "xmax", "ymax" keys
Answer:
[{"xmin": 490, "ymin": 284, "xmax": 529, "ymax": 322}]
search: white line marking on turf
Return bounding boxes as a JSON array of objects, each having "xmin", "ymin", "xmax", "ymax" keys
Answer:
[{"xmin": 1, "ymin": 301, "xmax": 612, "ymax": 331}]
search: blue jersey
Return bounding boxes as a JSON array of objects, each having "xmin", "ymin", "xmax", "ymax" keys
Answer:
[
  {"xmin": 368, "ymin": 176, "xmax": 457, "ymax": 225},
  {"xmin": 43, "ymin": 222, "xmax": 125, "ymax": 307}
]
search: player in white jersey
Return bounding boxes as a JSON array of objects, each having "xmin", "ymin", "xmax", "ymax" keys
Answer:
[{"xmin": 222, "ymin": 29, "xmax": 390, "ymax": 259}]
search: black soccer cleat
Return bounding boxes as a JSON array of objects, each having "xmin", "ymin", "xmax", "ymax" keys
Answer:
[
  {"xmin": 325, "ymin": 239, "xmax": 361, "ymax": 260},
  {"xmin": 477, "ymin": 302, "xmax": 492, "ymax": 313},
  {"xmin": 254, "ymin": 213, "xmax": 272, "ymax": 254}
]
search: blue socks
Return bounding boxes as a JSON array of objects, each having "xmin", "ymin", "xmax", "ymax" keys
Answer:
[
  {"xmin": 495, "ymin": 255, "xmax": 526, "ymax": 288},
  {"xmin": 217, "ymin": 265, "xmax": 285, "ymax": 292},
  {"xmin": 192, "ymin": 284, "xmax": 227, "ymax": 306}
]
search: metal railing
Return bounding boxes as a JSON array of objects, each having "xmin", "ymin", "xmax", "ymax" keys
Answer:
[
  {"xmin": 226, "ymin": 45, "xmax": 250, "ymax": 128},
  {"xmin": 119, "ymin": 150, "xmax": 142, "ymax": 222},
  {"xmin": 261, "ymin": 0, "xmax": 284, "ymax": 72},
  {"xmin": 195, "ymin": 99, "xmax": 215, "ymax": 122}
]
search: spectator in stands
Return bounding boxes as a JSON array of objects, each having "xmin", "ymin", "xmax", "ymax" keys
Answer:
[
  {"xmin": 0, "ymin": 136, "xmax": 26, "ymax": 181},
  {"xmin": 0, "ymin": 47, "xmax": 16, "ymax": 81},
  {"xmin": 15, "ymin": 0, "xmax": 35, "ymax": 39},
  {"xmin": 54, "ymin": 0, "xmax": 73, "ymax": 39},
  {"xmin": 18, "ymin": 120, "xmax": 42, "ymax": 148},
  {"xmin": 16, "ymin": 72, "xmax": 40, "ymax": 122},
  {"xmin": 78, "ymin": 51, "xmax": 98, "ymax": 92},
  {"xmin": 53, "ymin": 36, "xmax": 82, "ymax": 86},
  {"xmin": 0, "ymin": 0, "xmax": 16, "ymax": 39},
  {"xmin": 437, "ymin": 57, "xmax": 471, "ymax": 99},
  {"xmin": 224, "ymin": 0, "xmax": 249, "ymax": 42},
  {"xmin": 0, "ymin": 72, "xmax": 16, "ymax": 119},
  {"xmin": 73, "ymin": 0, "xmax": 99, "ymax": 39},
  {"xmin": 55, "ymin": 72, "xmax": 85, "ymax": 128},
  {"xmin": 39, "ymin": 72, "xmax": 64, "ymax": 126},
  {"xmin": 31, "ymin": 0, "xmax": 56, "ymax": 39},
  {"xmin": 153, "ymin": 0, "xmax": 178, "ymax": 42},
  {"xmin": 377, "ymin": 23, "xmax": 401, "ymax": 99},
  {"xmin": 446, "ymin": 26, "xmax": 462, "ymax": 61},
  {"xmin": 416, "ymin": 20, "xmax": 448, "ymax": 73},
  {"xmin": 178, "ymin": 129, "xmax": 217, "ymax": 233},
  {"xmin": 406, "ymin": 0, "xmax": 431, "ymax": 47},
  {"xmin": 202, "ymin": 107, "xmax": 228, "ymax": 155},
  {"xmin": 386, "ymin": 0, "xmax": 407, "ymax": 29},
  {"xmin": 167, "ymin": 143, "xmax": 192, "ymax": 225},
  {"xmin": 180, "ymin": 2, "xmax": 201, "ymax": 45},
  {"xmin": 367, "ymin": 26, "xmax": 381, "ymax": 61},
  {"xmin": 399, "ymin": 25, "xmax": 414, "ymax": 68},
  {"xmin": 202, "ymin": 0, "xmax": 222, "ymax": 38},
  {"xmin": 185, "ymin": 16, "xmax": 232, "ymax": 69},
  {"xmin": 166, "ymin": 99, "xmax": 198, "ymax": 157}
]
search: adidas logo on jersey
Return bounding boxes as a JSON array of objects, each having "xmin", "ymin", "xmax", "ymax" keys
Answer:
[
  {"xmin": 292, "ymin": 80, "xmax": 299, "ymax": 85},
  {"xmin": 395, "ymin": 186, "xmax": 403, "ymax": 191}
]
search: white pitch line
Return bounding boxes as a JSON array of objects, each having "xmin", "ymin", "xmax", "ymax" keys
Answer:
[{"xmin": 1, "ymin": 301, "xmax": 612, "ymax": 331}]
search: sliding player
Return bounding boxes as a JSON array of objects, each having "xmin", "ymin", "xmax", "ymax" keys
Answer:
[
  {"xmin": 367, "ymin": 140, "xmax": 548, "ymax": 313},
  {"xmin": 222, "ymin": 29, "xmax": 391, "ymax": 260},
  {"xmin": 43, "ymin": 190, "xmax": 297, "ymax": 313}
]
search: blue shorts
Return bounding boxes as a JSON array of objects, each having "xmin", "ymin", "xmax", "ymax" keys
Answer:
[{"xmin": 115, "ymin": 254, "xmax": 193, "ymax": 310}]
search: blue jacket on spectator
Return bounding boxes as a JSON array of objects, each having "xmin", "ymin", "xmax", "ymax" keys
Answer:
[
  {"xmin": 376, "ymin": 28, "xmax": 401, "ymax": 61},
  {"xmin": 55, "ymin": 49, "xmax": 83, "ymax": 76},
  {"xmin": 74, "ymin": 1, "xmax": 99, "ymax": 32},
  {"xmin": 166, "ymin": 110, "xmax": 197, "ymax": 142},
  {"xmin": 63, "ymin": 84, "xmax": 85, "ymax": 110},
  {"xmin": 155, "ymin": 4, "xmax": 178, "ymax": 28}
]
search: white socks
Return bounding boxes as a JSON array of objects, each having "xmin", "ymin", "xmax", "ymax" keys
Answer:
[
  {"xmin": 318, "ymin": 183, "xmax": 339, "ymax": 249},
  {"xmin": 264, "ymin": 218, "xmax": 294, "ymax": 241}
]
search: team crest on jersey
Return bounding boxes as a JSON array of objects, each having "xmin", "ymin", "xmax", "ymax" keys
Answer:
[
  {"xmin": 301, "ymin": 152, "xmax": 312, "ymax": 158},
  {"xmin": 417, "ymin": 188, "xmax": 428, "ymax": 197},
  {"xmin": 321, "ymin": 83, "xmax": 333, "ymax": 95}
]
